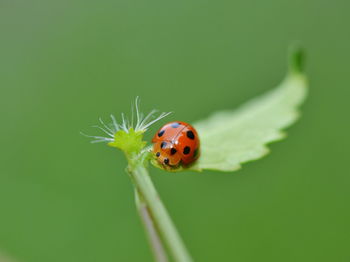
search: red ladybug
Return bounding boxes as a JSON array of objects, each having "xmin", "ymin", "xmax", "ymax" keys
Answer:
[{"xmin": 152, "ymin": 121, "xmax": 200, "ymax": 167}]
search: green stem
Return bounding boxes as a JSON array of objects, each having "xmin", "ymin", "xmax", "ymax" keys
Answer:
[
  {"xmin": 134, "ymin": 189, "xmax": 169, "ymax": 262},
  {"xmin": 128, "ymin": 159, "xmax": 193, "ymax": 262}
]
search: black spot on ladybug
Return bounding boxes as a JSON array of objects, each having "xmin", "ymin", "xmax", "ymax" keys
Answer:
[
  {"xmin": 193, "ymin": 148, "xmax": 199, "ymax": 158},
  {"xmin": 156, "ymin": 152, "xmax": 160, "ymax": 157},
  {"xmin": 171, "ymin": 122, "xmax": 180, "ymax": 128},
  {"xmin": 170, "ymin": 148, "xmax": 177, "ymax": 155},
  {"xmin": 164, "ymin": 158, "xmax": 169, "ymax": 165},
  {"xmin": 160, "ymin": 142, "xmax": 167, "ymax": 149},
  {"xmin": 183, "ymin": 146, "xmax": 191, "ymax": 155},
  {"xmin": 158, "ymin": 130, "xmax": 165, "ymax": 137},
  {"xmin": 186, "ymin": 130, "xmax": 195, "ymax": 140}
]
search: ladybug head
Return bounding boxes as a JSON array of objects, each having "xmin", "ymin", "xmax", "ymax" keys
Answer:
[{"xmin": 153, "ymin": 141, "xmax": 181, "ymax": 167}]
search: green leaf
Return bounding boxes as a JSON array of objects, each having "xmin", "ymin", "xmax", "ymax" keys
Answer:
[{"xmin": 189, "ymin": 47, "xmax": 308, "ymax": 172}]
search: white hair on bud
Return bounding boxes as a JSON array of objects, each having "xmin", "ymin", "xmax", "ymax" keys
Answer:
[{"xmin": 82, "ymin": 97, "xmax": 171, "ymax": 144}]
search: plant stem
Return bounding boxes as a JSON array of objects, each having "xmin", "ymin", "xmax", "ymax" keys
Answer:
[
  {"xmin": 135, "ymin": 189, "xmax": 169, "ymax": 262},
  {"xmin": 128, "ymin": 160, "xmax": 193, "ymax": 262}
]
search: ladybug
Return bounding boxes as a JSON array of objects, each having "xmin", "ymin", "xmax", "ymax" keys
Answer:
[{"xmin": 152, "ymin": 121, "xmax": 200, "ymax": 167}]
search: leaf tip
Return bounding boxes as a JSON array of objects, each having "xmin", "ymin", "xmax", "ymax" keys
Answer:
[{"xmin": 288, "ymin": 43, "xmax": 305, "ymax": 74}]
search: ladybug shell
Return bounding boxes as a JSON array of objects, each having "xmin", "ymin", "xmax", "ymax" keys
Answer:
[{"xmin": 152, "ymin": 121, "xmax": 200, "ymax": 167}]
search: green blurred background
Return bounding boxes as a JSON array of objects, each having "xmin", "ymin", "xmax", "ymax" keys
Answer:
[{"xmin": 0, "ymin": 0, "xmax": 349, "ymax": 261}]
